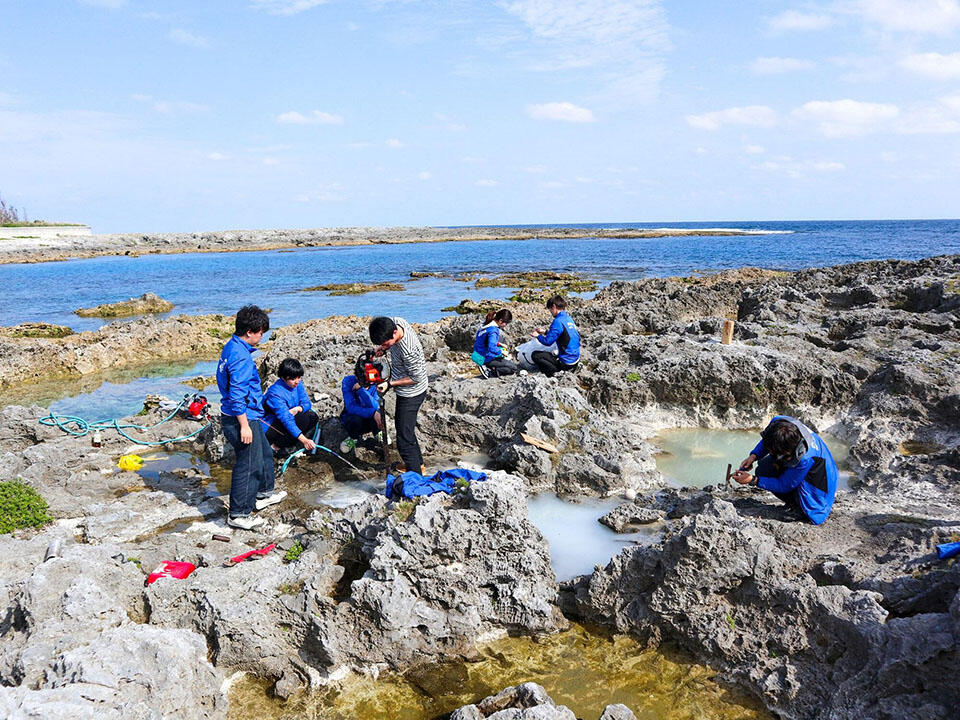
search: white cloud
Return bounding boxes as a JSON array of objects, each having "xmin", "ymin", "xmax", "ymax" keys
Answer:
[
  {"xmin": 434, "ymin": 112, "xmax": 467, "ymax": 131},
  {"xmin": 294, "ymin": 183, "xmax": 344, "ymax": 203},
  {"xmin": 385, "ymin": 138, "xmax": 404, "ymax": 148},
  {"xmin": 418, "ymin": 171, "xmax": 432, "ymax": 180},
  {"xmin": 275, "ymin": 110, "xmax": 343, "ymax": 125},
  {"xmin": 475, "ymin": 179, "xmax": 498, "ymax": 187},
  {"xmin": 793, "ymin": 99, "xmax": 899, "ymax": 137},
  {"xmin": 526, "ymin": 101, "xmax": 595, "ymax": 122},
  {"xmin": 765, "ymin": 10, "xmax": 834, "ymax": 32},
  {"xmin": 132, "ymin": 94, "xmax": 210, "ymax": 116},
  {"xmin": 898, "ymin": 94, "xmax": 960, "ymax": 133},
  {"xmin": 745, "ymin": 144, "xmax": 766, "ymax": 155},
  {"xmin": 502, "ymin": 0, "xmax": 671, "ymax": 103},
  {"xmin": 262, "ymin": 157, "xmax": 279, "ymax": 166},
  {"xmin": 168, "ymin": 29, "xmax": 210, "ymax": 49},
  {"xmin": 750, "ymin": 56, "xmax": 816, "ymax": 74},
  {"xmin": 855, "ymin": 0, "xmax": 960, "ymax": 35},
  {"xmin": 249, "ymin": 0, "xmax": 330, "ymax": 16},
  {"xmin": 685, "ymin": 105, "xmax": 778, "ymax": 130},
  {"xmin": 901, "ymin": 52, "xmax": 960, "ymax": 79},
  {"xmin": 755, "ymin": 156, "xmax": 846, "ymax": 177},
  {"xmin": 207, "ymin": 152, "xmax": 230, "ymax": 161}
]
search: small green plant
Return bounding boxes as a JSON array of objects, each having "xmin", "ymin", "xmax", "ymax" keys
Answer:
[
  {"xmin": 0, "ymin": 480, "xmax": 53, "ymax": 534},
  {"xmin": 725, "ymin": 612, "xmax": 736, "ymax": 630},
  {"xmin": 277, "ymin": 581, "xmax": 304, "ymax": 596},
  {"xmin": 393, "ymin": 500, "xmax": 415, "ymax": 522},
  {"xmin": 283, "ymin": 540, "xmax": 305, "ymax": 563},
  {"xmin": 125, "ymin": 556, "xmax": 142, "ymax": 568},
  {"xmin": 625, "ymin": 372, "xmax": 642, "ymax": 382}
]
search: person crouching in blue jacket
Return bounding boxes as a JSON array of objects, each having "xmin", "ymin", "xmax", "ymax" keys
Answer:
[
  {"xmin": 261, "ymin": 358, "xmax": 319, "ymax": 455},
  {"xmin": 339, "ymin": 372, "xmax": 384, "ymax": 453},
  {"xmin": 217, "ymin": 305, "xmax": 285, "ymax": 530},
  {"xmin": 531, "ymin": 295, "xmax": 581, "ymax": 377},
  {"xmin": 731, "ymin": 415, "xmax": 838, "ymax": 525},
  {"xmin": 472, "ymin": 309, "xmax": 519, "ymax": 378}
]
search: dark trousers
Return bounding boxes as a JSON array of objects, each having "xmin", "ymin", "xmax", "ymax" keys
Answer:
[
  {"xmin": 756, "ymin": 455, "xmax": 803, "ymax": 511},
  {"xmin": 222, "ymin": 415, "xmax": 275, "ymax": 518},
  {"xmin": 532, "ymin": 351, "xmax": 578, "ymax": 378},
  {"xmin": 485, "ymin": 356, "xmax": 518, "ymax": 377},
  {"xmin": 394, "ymin": 391, "xmax": 426, "ymax": 471},
  {"xmin": 264, "ymin": 410, "xmax": 319, "ymax": 450},
  {"xmin": 341, "ymin": 412, "xmax": 379, "ymax": 440}
]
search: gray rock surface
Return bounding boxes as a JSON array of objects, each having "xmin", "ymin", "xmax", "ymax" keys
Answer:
[{"xmin": 449, "ymin": 682, "xmax": 638, "ymax": 720}]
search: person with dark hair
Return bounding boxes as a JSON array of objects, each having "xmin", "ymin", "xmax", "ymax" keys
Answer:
[
  {"xmin": 339, "ymin": 371, "xmax": 384, "ymax": 453},
  {"xmin": 261, "ymin": 358, "xmax": 319, "ymax": 454},
  {"xmin": 369, "ymin": 315, "xmax": 428, "ymax": 474},
  {"xmin": 217, "ymin": 305, "xmax": 285, "ymax": 530},
  {"xmin": 530, "ymin": 295, "xmax": 581, "ymax": 377},
  {"xmin": 731, "ymin": 415, "xmax": 838, "ymax": 525},
  {"xmin": 472, "ymin": 308, "xmax": 519, "ymax": 378}
]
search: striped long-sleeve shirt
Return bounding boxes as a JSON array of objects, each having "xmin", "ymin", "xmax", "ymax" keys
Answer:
[{"xmin": 390, "ymin": 317, "xmax": 428, "ymax": 397}]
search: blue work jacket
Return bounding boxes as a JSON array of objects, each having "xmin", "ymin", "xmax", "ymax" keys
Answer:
[
  {"xmin": 216, "ymin": 335, "xmax": 265, "ymax": 420},
  {"xmin": 262, "ymin": 379, "xmax": 312, "ymax": 439},
  {"xmin": 341, "ymin": 374, "xmax": 379, "ymax": 419},
  {"xmin": 538, "ymin": 311, "xmax": 581, "ymax": 364}
]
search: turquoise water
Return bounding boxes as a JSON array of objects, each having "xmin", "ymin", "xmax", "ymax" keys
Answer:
[{"xmin": 3, "ymin": 220, "xmax": 958, "ymax": 331}]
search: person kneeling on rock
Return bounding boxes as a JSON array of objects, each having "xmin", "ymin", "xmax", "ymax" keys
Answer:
[
  {"xmin": 530, "ymin": 295, "xmax": 581, "ymax": 377},
  {"xmin": 473, "ymin": 309, "xmax": 519, "ymax": 378},
  {"xmin": 261, "ymin": 358, "xmax": 319, "ymax": 455},
  {"xmin": 731, "ymin": 415, "xmax": 838, "ymax": 525},
  {"xmin": 339, "ymin": 370, "xmax": 386, "ymax": 453}
]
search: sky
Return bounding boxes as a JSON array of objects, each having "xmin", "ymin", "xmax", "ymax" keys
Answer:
[{"xmin": 1, "ymin": 0, "xmax": 960, "ymax": 232}]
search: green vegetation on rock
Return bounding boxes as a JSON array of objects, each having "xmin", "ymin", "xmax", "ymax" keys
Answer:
[
  {"xmin": 0, "ymin": 322, "xmax": 74, "ymax": 339},
  {"xmin": 75, "ymin": 292, "xmax": 175, "ymax": 318},
  {"xmin": 0, "ymin": 480, "xmax": 53, "ymax": 534},
  {"xmin": 284, "ymin": 540, "xmax": 305, "ymax": 563},
  {"xmin": 302, "ymin": 282, "xmax": 405, "ymax": 295}
]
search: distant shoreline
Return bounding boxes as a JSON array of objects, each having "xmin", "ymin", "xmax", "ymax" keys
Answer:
[{"xmin": 0, "ymin": 225, "xmax": 788, "ymax": 265}]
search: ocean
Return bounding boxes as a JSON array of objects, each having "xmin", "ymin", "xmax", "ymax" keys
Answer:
[{"xmin": 2, "ymin": 219, "xmax": 958, "ymax": 332}]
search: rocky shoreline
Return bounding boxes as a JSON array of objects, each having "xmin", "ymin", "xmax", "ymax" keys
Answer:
[
  {"xmin": 0, "ymin": 255, "xmax": 957, "ymax": 719},
  {"xmin": 0, "ymin": 224, "xmax": 781, "ymax": 265}
]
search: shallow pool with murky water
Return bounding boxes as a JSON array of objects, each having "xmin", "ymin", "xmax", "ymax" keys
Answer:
[{"xmin": 227, "ymin": 622, "xmax": 769, "ymax": 720}]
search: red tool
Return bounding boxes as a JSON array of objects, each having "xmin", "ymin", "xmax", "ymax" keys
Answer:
[
  {"xmin": 224, "ymin": 543, "xmax": 276, "ymax": 567},
  {"xmin": 146, "ymin": 560, "xmax": 196, "ymax": 585},
  {"xmin": 184, "ymin": 394, "xmax": 209, "ymax": 421}
]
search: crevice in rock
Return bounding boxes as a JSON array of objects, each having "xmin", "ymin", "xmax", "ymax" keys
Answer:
[{"xmin": 331, "ymin": 540, "xmax": 370, "ymax": 604}]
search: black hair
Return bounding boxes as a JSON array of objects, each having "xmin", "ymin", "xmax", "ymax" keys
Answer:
[
  {"xmin": 546, "ymin": 295, "xmax": 566, "ymax": 310},
  {"xmin": 235, "ymin": 305, "xmax": 270, "ymax": 336},
  {"xmin": 278, "ymin": 358, "xmax": 304, "ymax": 380},
  {"xmin": 369, "ymin": 316, "xmax": 397, "ymax": 345},
  {"xmin": 766, "ymin": 420, "xmax": 804, "ymax": 460},
  {"xmin": 484, "ymin": 309, "xmax": 513, "ymax": 324}
]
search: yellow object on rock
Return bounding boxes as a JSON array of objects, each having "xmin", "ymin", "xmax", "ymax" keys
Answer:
[{"xmin": 118, "ymin": 454, "xmax": 145, "ymax": 471}]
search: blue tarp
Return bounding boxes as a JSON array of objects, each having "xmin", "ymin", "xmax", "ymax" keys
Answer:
[
  {"xmin": 937, "ymin": 540, "xmax": 960, "ymax": 560},
  {"xmin": 385, "ymin": 468, "xmax": 488, "ymax": 500}
]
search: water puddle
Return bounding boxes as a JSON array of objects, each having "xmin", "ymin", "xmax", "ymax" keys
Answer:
[
  {"xmin": 135, "ymin": 450, "xmax": 230, "ymax": 499},
  {"xmin": 527, "ymin": 493, "xmax": 660, "ymax": 581},
  {"xmin": 299, "ymin": 479, "xmax": 382, "ymax": 508},
  {"xmin": 227, "ymin": 622, "xmax": 768, "ymax": 720},
  {"xmin": 653, "ymin": 428, "xmax": 852, "ymax": 490},
  {"xmin": 0, "ymin": 358, "xmax": 218, "ymax": 419}
]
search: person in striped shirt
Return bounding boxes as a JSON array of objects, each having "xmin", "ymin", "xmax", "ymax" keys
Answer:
[{"xmin": 369, "ymin": 316, "xmax": 429, "ymax": 475}]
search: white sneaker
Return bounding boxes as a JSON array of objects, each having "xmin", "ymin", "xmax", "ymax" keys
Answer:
[
  {"xmin": 340, "ymin": 438, "xmax": 357, "ymax": 454},
  {"xmin": 227, "ymin": 515, "xmax": 265, "ymax": 530},
  {"xmin": 255, "ymin": 490, "xmax": 287, "ymax": 510},
  {"xmin": 519, "ymin": 369, "xmax": 529, "ymax": 376}
]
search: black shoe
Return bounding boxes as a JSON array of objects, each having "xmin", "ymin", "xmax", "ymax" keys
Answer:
[{"xmin": 477, "ymin": 364, "xmax": 490, "ymax": 379}]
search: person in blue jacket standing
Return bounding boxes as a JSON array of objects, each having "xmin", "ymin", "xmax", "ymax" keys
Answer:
[
  {"xmin": 216, "ymin": 305, "xmax": 285, "ymax": 530},
  {"xmin": 261, "ymin": 358, "xmax": 318, "ymax": 454},
  {"xmin": 472, "ymin": 309, "xmax": 518, "ymax": 378},
  {"xmin": 339, "ymin": 372, "xmax": 384, "ymax": 453},
  {"xmin": 732, "ymin": 415, "xmax": 838, "ymax": 525},
  {"xmin": 530, "ymin": 295, "xmax": 581, "ymax": 377}
]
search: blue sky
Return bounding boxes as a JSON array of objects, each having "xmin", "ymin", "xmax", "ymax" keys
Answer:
[{"xmin": 2, "ymin": 0, "xmax": 959, "ymax": 232}]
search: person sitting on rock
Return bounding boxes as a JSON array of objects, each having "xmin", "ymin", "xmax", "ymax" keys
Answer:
[
  {"xmin": 472, "ymin": 308, "xmax": 519, "ymax": 378},
  {"xmin": 216, "ymin": 305, "xmax": 286, "ymax": 531},
  {"xmin": 530, "ymin": 295, "xmax": 581, "ymax": 377},
  {"xmin": 261, "ymin": 358, "xmax": 318, "ymax": 455},
  {"xmin": 339, "ymin": 371, "xmax": 385, "ymax": 453},
  {"xmin": 732, "ymin": 415, "xmax": 838, "ymax": 525}
]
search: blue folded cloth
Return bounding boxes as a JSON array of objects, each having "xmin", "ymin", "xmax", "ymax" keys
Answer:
[
  {"xmin": 385, "ymin": 468, "xmax": 487, "ymax": 500},
  {"xmin": 937, "ymin": 540, "xmax": 960, "ymax": 560}
]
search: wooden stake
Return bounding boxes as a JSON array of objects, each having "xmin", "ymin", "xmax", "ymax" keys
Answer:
[
  {"xmin": 520, "ymin": 432, "xmax": 559, "ymax": 454},
  {"xmin": 725, "ymin": 463, "xmax": 733, "ymax": 490},
  {"xmin": 721, "ymin": 319, "xmax": 735, "ymax": 344}
]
